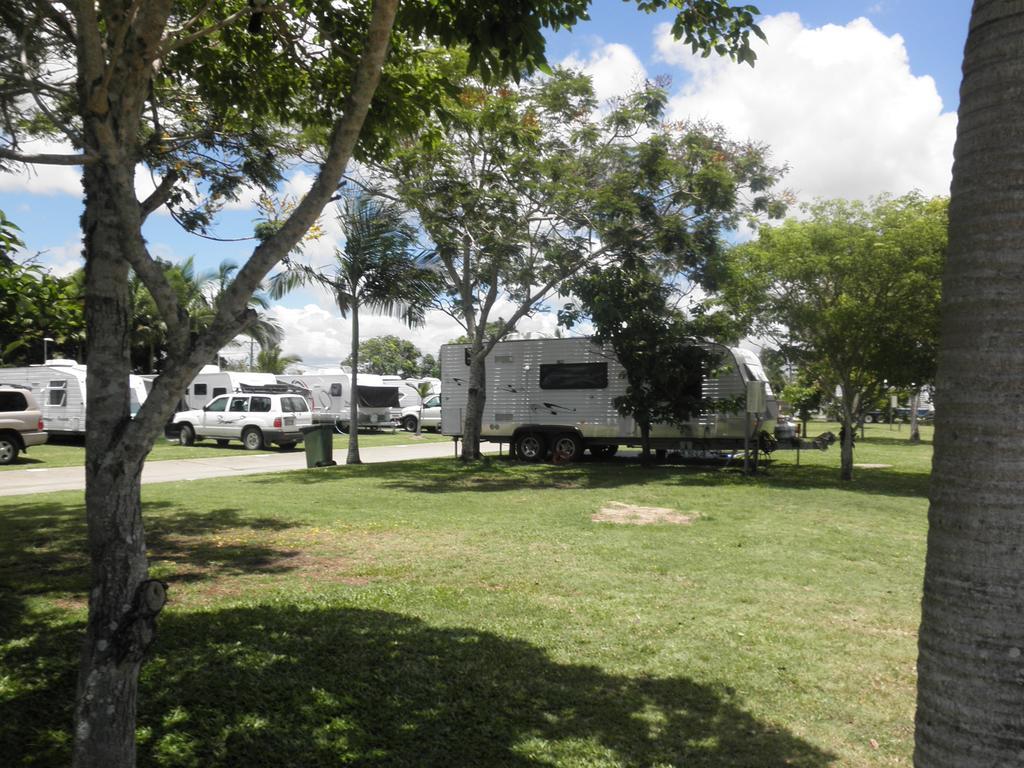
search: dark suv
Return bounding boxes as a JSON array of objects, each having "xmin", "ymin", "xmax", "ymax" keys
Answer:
[{"xmin": 0, "ymin": 385, "xmax": 48, "ymax": 464}]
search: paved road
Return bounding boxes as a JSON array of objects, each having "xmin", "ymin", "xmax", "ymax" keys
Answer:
[{"xmin": 0, "ymin": 440, "xmax": 492, "ymax": 497}]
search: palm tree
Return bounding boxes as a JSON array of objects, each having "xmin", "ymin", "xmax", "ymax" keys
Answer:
[
  {"xmin": 914, "ymin": 2, "xmax": 1024, "ymax": 765},
  {"xmin": 256, "ymin": 344, "xmax": 302, "ymax": 374},
  {"xmin": 270, "ymin": 192, "xmax": 439, "ymax": 464},
  {"xmin": 413, "ymin": 380, "xmax": 433, "ymax": 436}
]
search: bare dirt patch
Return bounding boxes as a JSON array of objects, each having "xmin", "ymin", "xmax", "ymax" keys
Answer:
[{"xmin": 592, "ymin": 502, "xmax": 697, "ymax": 526}]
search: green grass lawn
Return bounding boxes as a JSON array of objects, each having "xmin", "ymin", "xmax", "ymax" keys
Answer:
[
  {"xmin": 0, "ymin": 424, "xmax": 932, "ymax": 766},
  {"xmin": 2, "ymin": 428, "xmax": 450, "ymax": 471}
]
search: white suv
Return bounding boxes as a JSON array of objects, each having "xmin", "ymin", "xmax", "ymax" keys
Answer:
[
  {"xmin": 400, "ymin": 394, "xmax": 441, "ymax": 432},
  {"xmin": 173, "ymin": 392, "xmax": 312, "ymax": 450},
  {"xmin": 0, "ymin": 385, "xmax": 48, "ymax": 464}
]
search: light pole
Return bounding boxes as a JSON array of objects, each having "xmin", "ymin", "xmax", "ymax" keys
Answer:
[{"xmin": 42, "ymin": 336, "xmax": 54, "ymax": 363}]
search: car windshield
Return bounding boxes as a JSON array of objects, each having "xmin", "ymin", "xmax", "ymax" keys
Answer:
[{"xmin": 206, "ymin": 398, "xmax": 228, "ymax": 412}]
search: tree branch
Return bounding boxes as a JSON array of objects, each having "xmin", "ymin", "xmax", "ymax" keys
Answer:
[
  {"xmin": 139, "ymin": 168, "xmax": 180, "ymax": 221},
  {"xmin": 0, "ymin": 147, "xmax": 94, "ymax": 165},
  {"xmin": 161, "ymin": 5, "xmax": 254, "ymax": 53}
]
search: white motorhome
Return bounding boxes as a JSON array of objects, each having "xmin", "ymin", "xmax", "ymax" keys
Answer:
[
  {"xmin": 439, "ymin": 337, "xmax": 777, "ymax": 461},
  {"xmin": 181, "ymin": 366, "xmax": 280, "ymax": 411},
  {"xmin": 277, "ymin": 370, "xmax": 399, "ymax": 430},
  {"xmin": 0, "ymin": 359, "xmax": 150, "ymax": 435}
]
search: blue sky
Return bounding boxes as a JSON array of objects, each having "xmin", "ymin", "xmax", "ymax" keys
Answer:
[{"xmin": 1, "ymin": 1, "xmax": 970, "ymax": 366}]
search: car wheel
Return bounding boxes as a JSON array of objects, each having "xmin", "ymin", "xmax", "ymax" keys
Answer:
[
  {"xmin": 0, "ymin": 434, "xmax": 17, "ymax": 465},
  {"xmin": 402, "ymin": 415, "xmax": 418, "ymax": 432},
  {"xmin": 216, "ymin": 439, "xmax": 229, "ymax": 447},
  {"xmin": 551, "ymin": 433, "xmax": 583, "ymax": 463},
  {"xmin": 178, "ymin": 423, "xmax": 195, "ymax": 446},
  {"xmin": 515, "ymin": 432, "xmax": 546, "ymax": 462},
  {"xmin": 864, "ymin": 414, "xmax": 875, "ymax": 424},
  {"xmin": 242, "ymin": 427, "xmax": 264, "ymax": 451}
]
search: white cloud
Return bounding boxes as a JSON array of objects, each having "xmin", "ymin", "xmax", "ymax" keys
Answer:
[
  {"xmin": 655, "ymin": 13, "xmax": 956, "ymax": 201},
  {"xmin": 0, "ymin": 139, "xmax": 82, "ymax": 196},
  {"xmin": 561, "ymin": 42, "xmax": 649, "ymax": 103}
]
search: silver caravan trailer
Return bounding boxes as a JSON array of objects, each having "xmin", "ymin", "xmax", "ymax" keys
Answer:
[
  {"xmin": 182, "ymin": 366, "xmax": 279, "ymax": 410},
  {"xmin": 0, "ymin": 359, "xmax": 150, "ymax": 435},
  {"xmin": 439, "ymin": 337, "xmax": 777, "ymax": 461},
  {"xmin": 277, "ymin": 370, "xmax": 399, "ymax": 430}
]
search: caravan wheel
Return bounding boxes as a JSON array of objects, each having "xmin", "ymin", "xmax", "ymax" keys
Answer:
[
  {"xmin": 551, "ymin": 433, "xmax": 583, "ymax": 463},
  {"xmin": 515, "ymin": 432, "xmax": 546, "ymax": 462}
]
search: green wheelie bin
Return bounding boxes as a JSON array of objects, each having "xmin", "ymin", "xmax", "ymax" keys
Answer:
[{"xmin": 301, "ymin": 424, "xmax": 337, "ymax": 467}]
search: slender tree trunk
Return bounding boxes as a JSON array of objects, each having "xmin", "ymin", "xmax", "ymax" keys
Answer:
[
  {"xmin": 839, "ymin": 394, "xmax": 855, "ymax": 481},
  {"xmin": 908, "ymin": 388, "xmax": 921, "ymax": 444},
  {"xmin": 915, "ymin": 2, "xmax": 1024, "ymax": 764},
  {"xmin": 460, "ymin": 345, "xmax": 485, "ymax": 461},
  {"xmin": 639, "ymin": 420, "xmax": 652, "ymax": 466},
  {"xmin": 73, "ymin": 174, "xmax": 164, "ymax": 768},
  {"xmin": 347, "ymin": 304, "xmax": 361, "ymax": 464}
]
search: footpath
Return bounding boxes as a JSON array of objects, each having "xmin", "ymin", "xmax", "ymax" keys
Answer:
[{"xmin": 0, "ymin": 440, "xmax": 488, "ymax": 497}]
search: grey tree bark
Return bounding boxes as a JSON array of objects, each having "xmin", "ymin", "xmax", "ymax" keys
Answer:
[
  {"xmin": 915, "ymin": 1, "xmax": 1024, "ymax": 764},
  {"xmin": 460, "ymin": 344, "xmax": 486, "ymax": 461},
  {"xmin": 64, "ymin": 2, "xmax": 400, "ymax": 765}
]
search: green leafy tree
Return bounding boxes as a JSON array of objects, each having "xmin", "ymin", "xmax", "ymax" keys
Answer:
[
  {"xmin": 0, "ymin": 258, "xmax": 85, "ymax": 366},
  {"xmin": 0, "ymin": 2, "xmax": 767, "ymax": 762},
  {"xmin": 417, "ymin": 353, "xmax": 440, "ymax": 379},
  {"xmin": 561, "ymin": 261, "xmax": 714, "ymax": 465},
  {"xmin": 344, "ymin": 334, "xmax": 423, "ymax": 375},
  {"xmin": 271, "ymin": 193, "xmax": 439, "ymax": 464},
  {"xmin": 378, "ymin": 68, "xmax": 785, "ymax": 460},
  {"xmin": 717, "ymin": 194, "xmax": 946, "ymax": 480}
]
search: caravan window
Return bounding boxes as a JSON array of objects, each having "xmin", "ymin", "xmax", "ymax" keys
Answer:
[
  {"xmin": 48, "ymin": 380, "xmax": 67, "ymax": 406},
  {"xmin": 330, "ymin": 383, "xmax": 342, "ymax": 397},
  {"xmin": 539, "ymin": 363, "xmax": 608, "ymax": 390},
  {"xmin": 250, "ymin": 397, "xmax": 271, "ymax": 413},
  {"xmin": 212, "ymin": 387, "xmax": 227, "ymax": 398},
  {"xmin": 229, "ymin": 397, "xmax": 249, "ymax": 412},
  {"xmin": 193, "ymin": 383, "xmax": 208, "ymax": 396}
]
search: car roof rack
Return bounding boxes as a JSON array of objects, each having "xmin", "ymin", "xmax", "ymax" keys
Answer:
[{"xmin": 237, "ymin": 382, "xmax": 311, "ymax": 397}]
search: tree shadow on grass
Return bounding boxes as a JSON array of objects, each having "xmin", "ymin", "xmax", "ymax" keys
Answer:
[
  {"xmin": 250, "ymin": 454, "xmax": 930, "ymax": 500},
  {"xmin": 2, "ymin": 606, "xmax": 836, "ymax": 768},
  {"xmin": 0, "ymin": 498, "xmax": 306, "ymax": 655}
]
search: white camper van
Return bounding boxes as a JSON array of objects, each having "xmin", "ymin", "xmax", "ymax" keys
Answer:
[
  {"xmin": 0, "ymin": 360, "xmax": 150, "ymax": 435},
  {"xmin": 440, "ymin": 337, "xmax": 777, "ymax": 461},
  {"xmin": 181, "ymin": 366, "xmax": 280, "ymax": 411},
  {"xmin": 277, "ymin": 370, "xmax": 399, "ymax": 430}
]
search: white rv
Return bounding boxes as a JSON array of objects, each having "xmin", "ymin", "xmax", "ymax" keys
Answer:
[
  {"xmin": 0, "ymin": 359, "xmax": 150, "ymax": 435},
  {"xmin": 439, "ymin": 337, "xmax": 777, "ymax": 461},
  {"xmin": 277, "ymin": 370, "xmax": 399, "ymax": 430},
  {"xmin": 181, "ymin": 366, "xmax": 280, "ymax": 411}
]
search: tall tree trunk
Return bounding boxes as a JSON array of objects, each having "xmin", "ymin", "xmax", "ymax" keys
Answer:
[
  {"xmin": 73, "ymin": 174, "xmax": 163, "ymax": 768},
  {"xmin": 838, "ymin": 390, "xmax": 856, "ymax": 481},
  {"xmin": 347, "ymin": 304, "xmax": 361, "ymax": 464},
  {"xmin": 460, "ymin": 345, "xmax": 485, "ymax": 461},
  {"xmin": 908, "ymin": 388, "xmax": 921, "ymax": 444},
  {"xmin": 639, "ymin": 420, "xmax": 652, "ymax": 466},
  {"xmin": 915, "ymin": 3, "xmax": 1024, "ymax": 765}
]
